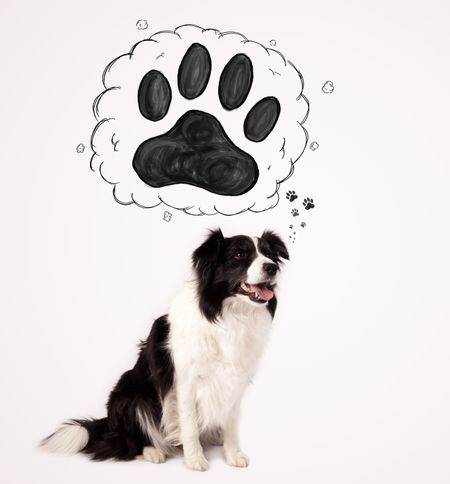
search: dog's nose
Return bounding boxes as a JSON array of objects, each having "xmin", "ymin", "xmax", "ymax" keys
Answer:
[{"xmin": 263, "ymin": 263, "xmax": 278, "ymax": 276}]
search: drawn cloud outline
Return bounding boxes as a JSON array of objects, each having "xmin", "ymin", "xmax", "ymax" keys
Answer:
[{"xmin": 90, "ymin": 24, "xmax": 309, "ymax": 216}]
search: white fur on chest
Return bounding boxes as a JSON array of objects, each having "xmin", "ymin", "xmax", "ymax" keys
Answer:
[{"xmin": 166, "ymin": 282, "xmax": 272, "ymax": 431}]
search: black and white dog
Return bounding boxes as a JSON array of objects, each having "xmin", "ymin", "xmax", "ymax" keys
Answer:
[{"xmin": 41, "ymin": 229, "xmax": 289, "ymax": 471}]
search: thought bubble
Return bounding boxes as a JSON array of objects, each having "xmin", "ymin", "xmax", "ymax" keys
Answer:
[
  {"xmin": 322, "ymin": 80, "xmax": 334, "ymax": 94},
  {"xmin": 136, "ymin": 19, "xmax": 148, "ymax": 30},
  {"xmin": 90, "ymin": 24, "xmax": 309, "ymax": 215}
]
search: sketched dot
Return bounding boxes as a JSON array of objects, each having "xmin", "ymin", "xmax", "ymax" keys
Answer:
[
  {"xmin": 76, "ymin": 143, "xmax": 85, "ymax": 153},
  {"xmin": 322, "ymin": 80, "xmax": 334, "ymax": 94},
  {"xmin": 136, "ymin": 19, "xmax": 148, "ymax": 30},
  {"xmin": 269, "ymin": 39, "xmax": 277, "ymax": 46},
  {"xmin": 310, "ymin": 141, "xmax": 319, "ymax": 151}
]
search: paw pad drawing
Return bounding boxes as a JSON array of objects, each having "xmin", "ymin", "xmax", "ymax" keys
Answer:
[
  {"xmin": 90, "ymin": 25, "xmax": 309, "ymax": 215},
  {"xmin": 291, "ymin": 208, "xmax": 299, "ymax": 217},
  {"xmin": 133, "ymin": 43, "xmax": 282, "ymax": 197},
  {"xmin": 303, "ymin": 197, "xmax": 315, "ymax": 210},
  {"xmin": 285, "ymin": 190, "xmax": 298, "ymax": 202}
]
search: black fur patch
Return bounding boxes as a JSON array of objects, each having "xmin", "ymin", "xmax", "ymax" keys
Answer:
[
  {"xmin": 258, "ymin": 230, "xmax": 290, "ymax": 262},
  {"xmin": 267, "ymin": 297, "xmax": 278, "ymax": 318},
  {"xmin": 75, "ymin": 315, "xmax": 174, "ymax": 461}
]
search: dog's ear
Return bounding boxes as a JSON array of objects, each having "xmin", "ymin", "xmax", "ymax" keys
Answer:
[
  {"xmin": 192, "ymin": 229, "xmax": 225, "ymax": 279},
  {"xmin": 261, "ymin": 230, "xmax": 289, "ymax": 261}
]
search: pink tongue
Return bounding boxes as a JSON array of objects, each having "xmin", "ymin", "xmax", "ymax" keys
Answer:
[{"xmin": 249, "ymin": 284, "xmax": 274, "ymax": 301}]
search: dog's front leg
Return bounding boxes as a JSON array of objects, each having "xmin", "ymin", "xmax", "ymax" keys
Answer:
[
  {"xmin": 177, "ymin": 380, "xmax": 208, "ymax": 471},
  {"xmin": 223, "ymin": 401, "xmax": 249, "ymax": 467}
]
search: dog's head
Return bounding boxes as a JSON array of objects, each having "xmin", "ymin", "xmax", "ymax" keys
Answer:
[{"xmin": 192, "ymin": 229, "xmax": 289, "ymax": 321}]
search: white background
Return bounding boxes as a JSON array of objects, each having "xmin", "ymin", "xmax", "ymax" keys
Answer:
[{"xmin": 1, "ymin": 1, "xmax": 449, "ymax": 483}]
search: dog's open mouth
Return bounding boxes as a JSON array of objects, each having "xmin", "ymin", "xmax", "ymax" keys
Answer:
[{"xmin": 237, "ymin": 281, "xmax": 274, "ymax": 303}]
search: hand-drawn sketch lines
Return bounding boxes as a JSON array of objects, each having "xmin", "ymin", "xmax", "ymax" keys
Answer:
[
  {"xmin": 322, "ymin": 80, "xmax": 334, "ymax": 94},
  {"xmin": 90, "ymin": 24, "xmax": 309, "ymax": 216},
  {"xmin": 136, "ymin": 19, "xmax": 148, "ymax": 31}
]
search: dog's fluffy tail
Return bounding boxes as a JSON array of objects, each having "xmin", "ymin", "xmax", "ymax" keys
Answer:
[{"xmin": 40, "ymin": 418, "xmax": 106, "ymax": 456}]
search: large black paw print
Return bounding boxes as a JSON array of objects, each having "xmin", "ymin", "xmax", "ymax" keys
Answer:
[{"xmin": 132, "ymin": 43, "xmax": 281, "ymax": 196}]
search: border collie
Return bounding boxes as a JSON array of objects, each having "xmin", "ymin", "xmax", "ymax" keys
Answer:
[{"xmin": 41, "ymin": 229, "xmax": 289, "ymax": 471}]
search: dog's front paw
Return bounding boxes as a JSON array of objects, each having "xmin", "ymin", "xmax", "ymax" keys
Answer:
[
  {"xmin": 137, "ymin": 446, "xmax": 166, "ymax": 464},
  {"xmin": 224, "ymin": 449, "xmax": 250, "ymax": 468},
  {"xmin": 184, "ymin": 453, "xmax": 209, "ymax": 471}
]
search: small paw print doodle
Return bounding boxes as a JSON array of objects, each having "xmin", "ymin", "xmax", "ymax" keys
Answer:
[
  {"xmin": 286, "ymin": 190, "xmax": 298, "ymax": 202},
  {"xmin": 91, "ymin": 24, "xmax": 309, "ymax": 215},
  {"xmin": 309, "ymin": 141, "xmax": 319, "ymax": 151},
  {"xmin": 322, "ymin": 81, "xmax": 334, "ymax": 94},
  {"xmin": 303, "ymin": 197, "xmax": 315, "ymax": 210},
  {"xmin": 288, "ymin": 223, "xmax": 298, "ymax": 242},
  {"xmin": 76, "ymin": 143, "xmax": 85, "ymax": 153},
  {"xmin": 291, "ymin": 208, "xmax": 299, "ymax": 217},
  {"xmin": 163, "ymin": 210, "xmax": 172, "ymax": 222},
  {"xmin": 300, "ymin": 221, "xmax": 306, "ymax": 228},
  {"xmin": 136, "ymin": 19, "xmax": 148, "ymax": 30}
]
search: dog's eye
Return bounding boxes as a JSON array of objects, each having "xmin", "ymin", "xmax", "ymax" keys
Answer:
[{"xmin": 234, "ymin": 250, "xmax": 245, "ymax": 260}]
